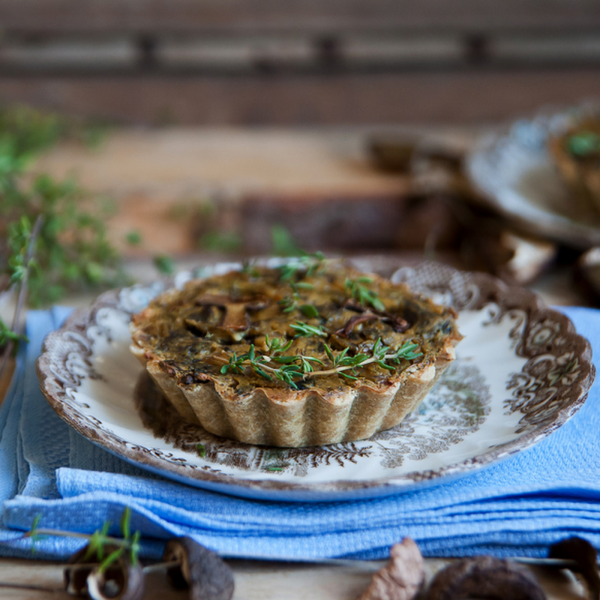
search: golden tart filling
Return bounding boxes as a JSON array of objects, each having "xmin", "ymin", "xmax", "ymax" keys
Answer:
[{"xmin": 130, "ymin": 258, "xmax": 462, "ymax": 447}]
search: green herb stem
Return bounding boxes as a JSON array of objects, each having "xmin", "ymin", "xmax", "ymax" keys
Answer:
[
  {"xmin": 31, "ymin": 528, "xmax": 127, "ymax": 546},
  {"xmin": 306, "ymin": 352, "xmax": 411, "ymax": 378},
  {"xmin": 217, "ymin": 339, "xmax": 422, "ymax": 386},
  {"xmin": 0, "ymin": 215, "xmax": 43, "ymax": 382}
]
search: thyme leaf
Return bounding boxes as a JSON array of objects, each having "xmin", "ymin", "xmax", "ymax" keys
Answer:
[
  {"xmin": 290, "ymin": 322, "xmax": 328, "ymax": 338},
  {"xmin": 299, "ymin": 304, "xmax": 320, "ymax": 318},
  {"xmin": 265, "ymin": 334, "xmax": 294, "ymax": 354},
  {"xmin": 345, "ymin": 277, "xmax": 386, "ymax": 312},
  {"xmin": 278, "ymin": 251, "xmax": 325, "ymax": 282}
]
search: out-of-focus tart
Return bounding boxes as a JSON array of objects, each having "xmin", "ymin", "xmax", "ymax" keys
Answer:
[
  {"xmin": 549, "ymin": 117, "xmax": 600, "ymax": 214},
  {"xmin": 130, "ymin": 258, "xmax": 462, "ymax": 447}
]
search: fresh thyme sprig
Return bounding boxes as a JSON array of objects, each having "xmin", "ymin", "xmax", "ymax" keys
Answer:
[
  {"xmin": 278, "ymin": 282, "xmax": 319, "ymax": 317},
  {"xmin": 25, "ymin": 507, "xmax": 141, "ymax": 570},
  {"xmin": 220, "ymin": 345, "xmax": 274, "ymax": 381},
  {"xmin": 278, "ymin": 251, "xmax": 325, "ymax": 282},
  {"xmin": 0, "ymin": 321, "xmax": 26, "ymax": 347},
  {"xmin": 218, "ymin": 338, "xmax": 423, "ymax": 389},
  {"xmin": 1, "ymin": 107, "xmax": 127, "ymax": 307},
  {"xmin": 318, "ymin": 340, "xmax": 423, "ymax": 380},
  {"xmin": 345, "ymin": 277, "xmax": 386, "ymax": 312},
  {"xmin": 265, "ymin": 334, "xmax": 294, "ymax": 355},
  {"xmin": 6, "ymin": 216, "xmax": 39, "ymax": 286},
  {"xmin": 241, "ymin": 259, "xmax": 259, "ymax": 277},
  {"xmin": 0, "ymin": 215, "xmax": 43, "ymax": 382}
]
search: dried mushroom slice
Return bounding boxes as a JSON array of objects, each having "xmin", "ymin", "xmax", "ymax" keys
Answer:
[
  {"xmin": 86, "ymin": 564, "xmax": 145, "ymax": 600},
  {"xmin": 426, "ymin": 556, "xmax": 546, "ymax": 600},
  {"xmin": 163, "ymin": 536, "xmax": 234, "ymax": 600},
  {"xmin": 64, "ymin": 544, "xmax": 145, "ymax": 600},
  {"xmin": 549, "ymin": 537, "xmax": 600, "ymax": 600},
  {"xmin": 358, "ymin": 538, "xmax": 424, "ymax": 600}
]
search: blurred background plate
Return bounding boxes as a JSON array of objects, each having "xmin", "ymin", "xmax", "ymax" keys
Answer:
[{"xmin": 466, "ymin": 108, "xmax": 600, "ymax": 249}]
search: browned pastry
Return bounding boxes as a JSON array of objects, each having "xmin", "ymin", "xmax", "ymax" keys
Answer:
[{"xmin": 130, "ymin": 259, "xmax": 461, "ymax": 447}]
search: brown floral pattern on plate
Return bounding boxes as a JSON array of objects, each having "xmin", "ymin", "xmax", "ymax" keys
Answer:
[{"xmin": 36, "ymin": 260, "xmax": 595, "ymax": 500}]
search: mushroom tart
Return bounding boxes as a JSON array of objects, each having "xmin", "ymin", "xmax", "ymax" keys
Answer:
[
  {"xmin": 549, "ymin": 116, "xmax": 600, "ymax": 215},
  {"xmin": 130, "ymin": 258, "xmax": 461, "ymax": 448}
]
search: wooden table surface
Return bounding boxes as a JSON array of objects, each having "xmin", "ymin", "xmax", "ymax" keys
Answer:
[
  {"xmin": 0, "ymin": 556, "xmax": 590, "ymax": 599},
  {"xmin": 0, "ymin": 126, "xmax": 594, "ymax": 599}
]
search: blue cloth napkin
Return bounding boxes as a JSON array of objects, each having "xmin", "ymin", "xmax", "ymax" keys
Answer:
[{"xmin": 1, "ymin": 306, "xmax": 599, "ymax": 561}]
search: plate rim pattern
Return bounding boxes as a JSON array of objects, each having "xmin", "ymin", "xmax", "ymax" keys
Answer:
[{"xmin": 36, "ymin": 261, "xmax": 595, "ymax": 497}]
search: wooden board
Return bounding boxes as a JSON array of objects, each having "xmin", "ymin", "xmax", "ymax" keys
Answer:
[
  {"xmin": 32, "ymin": 128, "xmax": 420, "ymax": 255},
  {"xmin": 2, "ymin": 69, "xmax": 600, "ymax": 126}
]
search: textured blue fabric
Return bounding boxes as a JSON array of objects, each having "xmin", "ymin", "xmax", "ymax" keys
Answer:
[{"xmin": 0, "ymin": 306, "xmax": 599, "ymax": 561}]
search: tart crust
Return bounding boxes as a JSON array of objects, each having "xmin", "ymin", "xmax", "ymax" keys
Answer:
[{"xmin": 130, "ymin": 262, "xmax": 461, "ymax": 447}]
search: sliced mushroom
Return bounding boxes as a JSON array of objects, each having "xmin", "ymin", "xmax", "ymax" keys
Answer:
[
  {"xmin": 426, "ymin": 556, "xmax": 546, "ymax": 600},
  {"xmin": 549, "ymin": 537, "xmax": 600, "ymax": 600},
  {"xmin": 335, "ymin": 312, "xmax": 409, "ymax": 337},
  {"xmin": 65, "ymin": 544, "xmax": 105, "ymax": 597},
  {"xmin": 65, "ymin": 564, "xmax": 93, "ymax": 596},
  {"xmin": 344, "ymin": 300, "xmax": 367, "ymax": 313},
  {"xmin": 163, "ymin": 537, "xmax": 234, "ymax": 600},
  {"xmin": 86, "ymin": 563, "xmax": 145, "ymax": 600},
  {"xmin": 358, "ymin": 538, "xmax": 424, "ymax": 600},
  {"xmin": 64, "ymin": 544, "xmax": 144, "ymax": 600},
  {"xmin": 195, "ymin": 295, "xmax": 270, "ymax": 332},
  {"xmin": 195, "ymin": 295, "xmax": 248, "ymax": 331},
  {"xmin": 336, "ymin": 313, "xmax": 379, "ymax": 336}
]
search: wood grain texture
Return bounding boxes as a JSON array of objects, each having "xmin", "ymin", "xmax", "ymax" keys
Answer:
[
  {"xmin": 0, "ymin": 557, "xmax": 588, "ymax": 599},
  {"xmin": 32, "ymin": 128, "xmax": 415, "ymax": 255},
  {"xmin": 2, "ymin": 69, "xmax": 600, "ymax": 126},
  {"xmin": 1, "ymin": 0, "xmax": 600, "ymax": 35}
]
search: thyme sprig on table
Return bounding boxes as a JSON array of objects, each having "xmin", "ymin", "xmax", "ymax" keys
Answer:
[
  {"xmin": 0, "ymin": 106, "xmax": 128, "ymax": 383},
  {"xmin": 0, "ymin": 215, "xmax": 43, "ymax": 379},
  {"xmin": 219, "ymin": 337, "xmax": 423, "ymax": 389},
  {"xmin": 0, "ymin": 107, "xmax": 127, "ymax": 307},
  {"xmin": 20, "ymin": 508, "xmax": 141, "ymax": 571}
]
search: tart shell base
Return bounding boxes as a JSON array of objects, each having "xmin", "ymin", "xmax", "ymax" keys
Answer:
[{"xmin": 132, "ymin": 342, "xmax": 455, "ymax": 448}]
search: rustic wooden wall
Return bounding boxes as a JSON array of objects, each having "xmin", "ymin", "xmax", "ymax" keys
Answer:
[{"xmin": 1, "ymin": 0, "xmax": 600, "ymax": 124}]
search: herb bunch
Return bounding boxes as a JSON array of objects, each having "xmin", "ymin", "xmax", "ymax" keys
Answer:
[
  {"xmin": 2, "ymin": 171, "xmax": 126, "ymax": 307},
  {"xmin": 0, "ymin": 106, "xmax": 130, "ymax": 382},
  {"xmin": 0, "ymin": 106, "xmax": 127, "ymax": 305}
]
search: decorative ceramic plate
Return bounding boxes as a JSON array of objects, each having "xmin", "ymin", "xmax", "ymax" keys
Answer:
[
  {"xmin": 37, "ymin": 260, "xmax": 594, "ymax": 502},
  {"xmin": 466, "ymin": 106, "xmax": 600, "ymax": 249}
]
